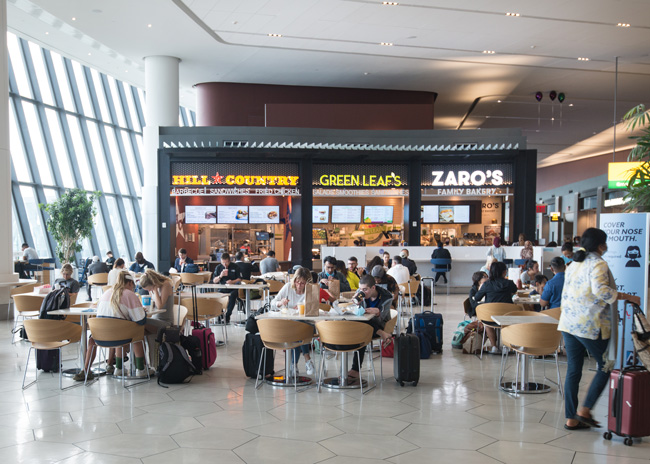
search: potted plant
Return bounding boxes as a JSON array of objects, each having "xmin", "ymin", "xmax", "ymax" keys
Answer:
[
  {"xmin": 39, "ymin": 189, "xmax": 101, "ymax": 264},
  {"xmin": 623, "ymin": 104, "xmax": 650, "ymax": 212}
]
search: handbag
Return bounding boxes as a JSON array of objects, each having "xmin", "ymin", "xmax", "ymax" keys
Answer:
[{"xmin": 381, "ymin": 337, "xmax": 395, "ymax": 358}]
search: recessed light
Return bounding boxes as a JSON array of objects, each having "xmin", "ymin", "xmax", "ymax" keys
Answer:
[
  {"xmin": 505, "ymin": 12, "xmax": 520, "ymax": 17},
  {"xmin": 497, "ymin": 100, "xmax": 502, "ymax": 103},
  {"xmin": 147, "ymin": 24, "xmax": 152, "ymax": 28},
  {"xmin": 578, "ymin": 57, "xmax": 590, "ymax": 61},
  {"xmin": 483, "ymin": 50, "xmax": 495, "ymax": 54},
  {"xmin": 268, "ymin": 33, "xmax": 282, "ymax": 37},
  {"xmin": 382, "ymin": 2, "xmax": 399, "ymax": 5},
  {"xmin": 380, "ymin": 42, "xmax": 393, "ymax": 46},
  {"xmin": 617, "ymin": 22, "xmax": 631, "ymax": 27},
  {"xmin": 569, "ymin": 103, "xmax": 574, "ymax": 107},
  {"xmin": 71, "ymin": 17, "xmax": 76, "ymax": 21},
  {"xmin": 45, "ymin": 32, "xmax": 49, "ymax": 35},
  {"xmin": 88, "ymin": 53, "xmax": 91, "ymax": 56},
  {"xmin": 364, "ymin": 72, "xmax": 370, "ymax": 75}
]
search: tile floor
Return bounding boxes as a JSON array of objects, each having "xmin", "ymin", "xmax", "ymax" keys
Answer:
[{"xmin": 4, "ymin": 294, "xmax": 649, "ymax": 463}]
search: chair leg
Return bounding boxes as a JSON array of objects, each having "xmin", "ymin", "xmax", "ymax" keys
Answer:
[
  {"xmin": 498, "ymin": 346, "xmax": 508, "ymax": 386},
  {"xmin": 365, "ymin": 345, "xmax": 377, "ymax": 394},
  {"xmin": 379, "ymin": 340, "xmax": 384, "ymax": 381},
  {"xmin": 479, "ymin": 328, "xmax": 486, "ymax": 360},
  {"xmin": 11, "ymin": 314, "xmax": 22, "ymax": 345},
  {"xmin": 22, "ymin": 347, "xmax": 35, "ymax": 389},
  {"xmin": 255, "ymin": 347, "xmax": 265, "ymax": 389},
  {"xmin": 555, "ymin": 353, "xmax": 563, "ymax": 397},
  {"xmin": 514, "ymin": 352, "xmax": 521, "ymax": 395},
  {"xmin": 317, "ymin": 349, "xmax": 326, "ymax": 393},
  {"xmin": 356, "ymin": 351, "xmax": 363, "ymax": 395},
  {"xmin": 125, "ymin": 340, "xmax": 152, "ymax": 389}
]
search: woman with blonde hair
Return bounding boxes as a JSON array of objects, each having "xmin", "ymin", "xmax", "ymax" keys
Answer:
[{"xmin": 139, "ymin": 269, "xmax": 174, "ymax": 327}]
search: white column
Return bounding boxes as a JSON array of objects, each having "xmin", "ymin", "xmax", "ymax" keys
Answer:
[{"xmin": 142, "ymin": 56, "xmax": 180, "ymax": 268}]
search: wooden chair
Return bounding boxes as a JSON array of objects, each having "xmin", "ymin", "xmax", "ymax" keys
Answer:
[
  {"xmin": 505, "ymin": 310, "xmax": 540, "ymax": 317},
  {"xmin": 475, "ymin": 303, "xmax": 522, "ymax": 359},
  {"xmin": 171, "ymin": 275, "xmax": 182, "ymax": 293},
  {"xmin": 256, "ymin": 319, "xmax": 315, "ymax": 391},
  {"xmin": 8, "ymin": 282, "xmax": 38, "ymax": 323},
  {"xmin": 181, "ymin": 297, "xmax": 228, "ymax": 343},
  {"xmin": 86, "ymin": 318, "xmax": 151, "ymax": 388},
  {"xmin": 340, "ymin": 291, "xmax": 356, "ymax": 299},
  {"xmin": 180, "ymin": 272, "xmax": 205, "ymax": 287},
  {"xmin": 22, "ymin": 319, "xmax": 82, "ymax": 390},
  {"xmin": 88, "ymin": 272, "xmax": 109, "ymax": 287},
  {"xmin": 173, "ymin": 305, "xmax": 189, "ymax": 327},
  {"xmin": 499, "ymin": 322, "xmax": 563, "ymax": 396},
  {"xmin": 265, "ymin": 279, "xmax": 284, "ymax": 295},
  {"xmin": 315, "ymin": 321, "xmax": 376, "ymax": 394},
  {"xmin": 12, "ymin": 294, "xmax": 42, "ymax": 344},
  {"xmin": 541, "ymin": 307, "xmax": 562, "ymax": 321}
]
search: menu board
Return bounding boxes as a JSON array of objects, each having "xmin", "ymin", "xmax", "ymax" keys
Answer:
[
  {"xmin": 364, "ymin": 205, "xmax": 393, "ymax": 224},
  {"xmin": 312, "ymin": 205, "xmax": 329, "ymax": 224},
  {"xmin": 249, "ymin": 205, "xmax": 280, "ymax": 224},
  {"xmin": 453, "ymin": 205, "xmax": 470, "ymax": 223},
  {"xmin": 185, "ymin": 205, "xmax": 216, "ymax": 224},
  {"xmin": 217, "ymin": 205, "xmax": 248, "ymax": 224},
  {"xmin": 421, "ymin": 205, "xmax": 439, "ymax": 224},
  {"xmin": 331, "ymin": 205, "xmax": 362, "ymax": 223}
]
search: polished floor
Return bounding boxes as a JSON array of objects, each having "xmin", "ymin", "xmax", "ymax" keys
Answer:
[{"xmin": 4, "ymin": 294, "xmax": 649, "ymax": 464}]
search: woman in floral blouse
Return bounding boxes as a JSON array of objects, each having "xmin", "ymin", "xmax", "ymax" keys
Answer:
[{"xmin": 559, "ymin": 228, "xmax": 639, "ymax": 430}]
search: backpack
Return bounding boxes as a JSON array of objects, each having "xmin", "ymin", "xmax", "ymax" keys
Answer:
[
  {"xmin": 452, "ymin": 321, "xmax": 471, "ymax": 349},
  {"xmin": 157, "ymin": 342, "xmax": 199, "ymax": 387},
  {"xmin": 39, "ymin": 288, "xmax": 70, "ymax": 320},
  {"xmin": 184, "ymin": 263, "xmax": 199, "ymax": 273},
  {"xmin": 415, "ymin": 331, "xmax": 432, "ymax": 359},
  {"xmin": 180, "ymin": 334, "xmax": 203, "ymax": 374}
]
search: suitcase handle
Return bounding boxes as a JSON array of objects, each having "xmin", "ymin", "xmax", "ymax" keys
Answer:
[{"xmin": 611, "ymin": 385, "xmax": 619, "ymax": 419}]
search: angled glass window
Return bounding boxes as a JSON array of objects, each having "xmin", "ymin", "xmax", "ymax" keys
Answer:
[
  {"xmin": 66, "ymin": 115, "xmax": 96, "ymax": 191},
  {"xmin": 124, "ymin": 199, "xmax": 142, "ymax": 253},
  {"xmin": 107, "ymin": 75, "xmax": 127, "ymax": 128},
  {"xmin": 71, "ymin": 61, "xmax": 95, "ymax": 118},
  {"xmin": 105, "ymin": 196, "xmax": 128, "ymax": 258},
  {"xmin": 9, "ymin": 103, "xmax": 32, "ymax": 183},
  {"xmin": 49, "ymin": 51, "xmax": 76, "ymax": 112},
  {"xmin": 44, "ymin": 109, "xmax": 75, "ymax": 188},
  {"xmin": 86, "ymin": 121, "xmax": 113, "ymax": 193},
  {"xmin": 92, "ymin": 200, "xmax": 111, "ymax": 256},
  {"xmin": 22, "ymin": 102, "xmax": 54, "ymax": 186},
  {"xmin": 104, "ymin": 126, "xmax": 129, "ymax": 195},
  {"xmin": 28, "ymin": 42, "xmax": 55, "ymax": 106},
  {"xmin": 43, "ymin": 188, "xmax": 58, "ymax": 205},
  {"xmin": 19, "ymin": 186, "xmax": 50, "ymax": 258},
  {"xmin": 122, "ymin": 82, "xmax": 141, "ymax": 132},
  {"xmin": 90, "ymin": 69, "xmax": 112, "ymax": 124},
  {"xmin": 7, "ymin": 34, "xmax": 32, "ymax": 98},
  {"xmin": 120, "ymin": 130, "xmax": 142, "ymax": 195},
  {"xmin": 12, "ymin": 203, "xmax": 24, "ymax": 260}
]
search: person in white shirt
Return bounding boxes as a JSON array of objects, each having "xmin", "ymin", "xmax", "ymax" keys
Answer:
[
  {"xmin": 387, "ymin": 255, "xmax": 411, "ymax": 285},
  {"xmin": 107, "ymin": 258, "xmax": 128, "ymax": 287},
  {"xmin": 21, "ymin": 243, "xmax": 39, "ymax": 261}
]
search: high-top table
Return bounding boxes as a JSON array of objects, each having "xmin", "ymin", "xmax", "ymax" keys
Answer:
[{"xmin": 197, "ymin": 282, "xmax": 270, "ymax": 324}]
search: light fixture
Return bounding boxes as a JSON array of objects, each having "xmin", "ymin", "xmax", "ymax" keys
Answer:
[
  {"xmin": 382, "ymin": 1, "xmax": 399, "ymax": 5},
  {"xmin": 568, "ymin": 103, "xmax": 574, "ymax": 107},
  {"xmin": 71, "ymin": 17, "xmax": 76, "ymax": 21},
  {"xmin": 268, "ymin": 33, "xmax": 282, "ymax": 37},
  {"xmin": 87, "ymin": 52, "xmax": 91, "ymax": 56},
  {"xmin": 497, "ymin": 100, "xmax": 502, "ymax": 103},
  {"xmin": 147, "ymin": 24, "xmax": 152, "ymax": 28},
  {"xmin": 380, "ymin": 42, "xmax": 393, "ymax": 46},
  {"xmin": 45, "ymin": 32, "xmax": 49, "ymax": 35},
  {"xmin": 483, "ymin": 50, "xmax": 495, "ymax": 54},
  {"xmin": 578, "ymin": 57, "xmax": 590, "ymax": 61},
  {"xmin": 617, "ymin": 22, "xmax": 630, "ymax": 27},
  {"xmin": 505, "ymin": 12, "xmax": 520, "ymax": 17}
]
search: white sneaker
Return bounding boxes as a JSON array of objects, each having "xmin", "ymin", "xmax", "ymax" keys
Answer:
[
  {"xmin": 114, "ymin": 368, "xmax": 123, "ymax": 377},
  {"xmin": 490, "ymin": 346, "xmax": 501, "ymax": 355},
  {"xmin": 305, "ymin": 360, "xmax": 315, "ymax": 376},
  {"xmin": 135, "ymin": 367, "xmax": 155, "ymax": 378}
]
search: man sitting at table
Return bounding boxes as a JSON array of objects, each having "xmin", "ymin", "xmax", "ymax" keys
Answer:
[
  {"xmin": 317, "ymin": 256, "xmax": 351, "ymax": 293},
  {"xmin": 212, "ymin": 253, "xmax": 242, "ymax": 324},
  {"xmin": 130, "ymin": 252, "xmax": 155, "ymax": 274},
  {"xmin": 259, "ymin": 250, "xmax": 281, "ymax": 274},
  {"xmin": 15, "ymin": 243, "xmax": 39, "ymax": 279},
  {"xmin": 234, "ymin": 251, "xmax": 257, "ymax": 280},
  {"xmin": 173, "ymin": 248, "xmax": 194, "ymax": 273},
  {"xmin": 540, "ymin": 256, "xmax": 565, "ymax": 310},
  {"xmin": 86, "ymin": 256, "xmax": 109, "ymax": 301},
  {"xmin": 345, "ymin": 275, "xmax": 393, "ymax": 382},
  {"xmin": 387, "ymin": 255, "xmax": 410, "ymax": 285},
  {"xmin": 370, "ymin": 265, "xmax": 399, "ymax": 308}
]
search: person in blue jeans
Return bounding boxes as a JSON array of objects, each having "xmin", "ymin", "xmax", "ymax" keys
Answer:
[{"xmin": 558, "ymin": 228, "xmax": 639, "ymax": 430}]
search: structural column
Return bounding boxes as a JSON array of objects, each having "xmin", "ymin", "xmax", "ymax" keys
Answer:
[{"xmin": 142, "ymin": 56, "xmax": 180, "ymax": 269}]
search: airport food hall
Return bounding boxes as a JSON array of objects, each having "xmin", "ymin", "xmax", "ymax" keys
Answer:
[{"xmin": 158, "ymin": 147, "xmax": 536, "ymax": 268}]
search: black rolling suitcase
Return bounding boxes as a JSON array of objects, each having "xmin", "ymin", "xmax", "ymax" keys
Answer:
[
  {"xmin": 394, "ymin": 333, "xmax": 420, "ymax": 386},
  {"xmin": 243, "ymin": 333, "xmax": 274, "ymax": 379}
]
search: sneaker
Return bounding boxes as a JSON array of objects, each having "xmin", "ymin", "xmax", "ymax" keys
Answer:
[
  {"xmin": 135, "ymin": 367, "xmax": 155, "ymax": 378},
  {"xmin": 105, "ymin": 365, "xmax": 115, "ymax": 375},
  {"xmin": 114, "ymin": 368, "xmax": 123, "ymax": 377},
  {"xmin": 490, "ymin": 346, "xmax": 501, "ymax": 355},
  {"xmin": 305, "ymin": 360, "xmax": 315, "ymax": 376},
  {"xmin": 73, "ymin": 371, "xmax": 94, "ymax": 382}
]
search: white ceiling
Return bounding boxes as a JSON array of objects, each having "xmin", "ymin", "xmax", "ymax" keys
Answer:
[{"xmin": 7, "ymin": 0, "xmax": 650, "ymax": 166}]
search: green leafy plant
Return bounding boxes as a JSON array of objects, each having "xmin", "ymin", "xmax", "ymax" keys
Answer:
[
  {"xmin": 39, "ymin": 189, "xmax": 101, "ymax": 264},
  {"xmin": 623, "ymin": 104, "xmax": 650, "ymax": 212}
]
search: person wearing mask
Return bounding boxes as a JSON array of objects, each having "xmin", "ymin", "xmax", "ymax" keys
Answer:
[
  {"xmin": 387, "ymin": 255, "xmax": 410, "ymax": 285},
  {"xmin": 431, "ymin": 241, "xmax": 452, "ymax": 284},
  {"xmin": 400, "ymin": 249, "xmax": 417, "ymax": 275},
  {"xmin": 561, "ymin": 242, "xmax": 574, "ymax": 265},
  {"xmin": 520, "ymin": 241, "xmax": 534, "ymax": 262},
  {"xmin": 107, "ymin": 258, "xmax": 127, "ymax": 287},
  {"xmin": 234, "ymin": 251, "xmax": 254, "ymax": 280},
  {"xmin": 487, "ymin": 237, "xmax": 506, "ymax": 263},
  {"xmin": 86, "ymin": 256, "xmax": 109, "ymax": 301},
  {"xmin": 559, "ymin": 227, "xmax": 640, "ymax": 430},
  {"xmin": 346, "ymin": 257, "xmax": 365, "ymax": 291},
  {"xmin": 130, "ymin": 252, "xmax": 155, "ymax": 274},
  {"xmin": 317, "ymin": 256, "xmax": 351, "ymax": 293},
  {"xmin": 382, "ymin": 252, "xmax": 392, "ymax": 270},
  {"xmin": 371, "ymin": 265, "xmax": 399, "ymax": 307},
  {"xmin": 173, "ymin": 248, "xmax": 194, "ymax": 273},
  {"xmin": 519, "ymin": 260, "xmax": 540, "ymax": 287},
  {"xmin": 259, "ymin": 250, "xmax": 280, "ymax": 274},
  {"xmin": 105, "ymin": 251, "xmax": 116, "ymax": 270},
  {"xmin": 540, "ymin": 257, "xmax": 566, "ymax": 310},
  {"xmin": 212, "ymin": 253, "xmax": 242, "ymax": 324}
]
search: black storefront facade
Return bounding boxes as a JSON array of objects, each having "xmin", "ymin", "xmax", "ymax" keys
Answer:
[{"xmin": 157, "ymin": 127, "xmax": 536, "ymax": 270}]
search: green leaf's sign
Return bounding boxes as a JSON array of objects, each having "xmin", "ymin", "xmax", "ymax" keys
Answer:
[{"xmin": 608, "ymin": 162, "xmax": 643, "ymax": 189}]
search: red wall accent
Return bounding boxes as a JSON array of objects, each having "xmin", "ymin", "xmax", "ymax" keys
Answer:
[
  {"xmin": 536, "ymin": 149, "xmax": 631, "ymax": 193},
  {"xmin": 195, "ymin": 82, "xmax": 436, "ymax": 129}
]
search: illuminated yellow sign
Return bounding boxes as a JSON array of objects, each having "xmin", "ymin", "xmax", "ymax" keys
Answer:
[
  {"xmin": 608, "ymin": 162, "xmax": 642, "ymax": 189},
  {"xmin": 319, "ymin": 174, "xmax": 402, "ymax": 187},
  {"xmin": 549, "ymin": 212, "xmax": 561, "ymax": 222},
  {"xmin": 172, "ymin": 173, "xmax": 299, "ymax": 186}
]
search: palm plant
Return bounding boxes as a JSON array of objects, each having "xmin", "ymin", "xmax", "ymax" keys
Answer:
[{"xmin": 623, "ymin": 104, "xmax": 650, "ymax": 212}]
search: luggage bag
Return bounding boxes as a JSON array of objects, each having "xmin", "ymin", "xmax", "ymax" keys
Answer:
[
  {"xmin": 393, "ymin": 333, "xmax": 420, "ymax": 386},
  {"xmin": 407, "ymin": 311, "xmax": 443, "ymax": 354},
  {"xmin": 242, "ymin": 332, "xmax": 274, "ymax": 379},
  {"xmin": 604, "ymin": 301, "xmax": 650, "ymax": 446}
]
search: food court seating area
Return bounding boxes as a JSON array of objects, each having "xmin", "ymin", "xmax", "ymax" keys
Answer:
[{"xmin": 2, "ymin": 293, "xmax": 646, "ymax": 462}]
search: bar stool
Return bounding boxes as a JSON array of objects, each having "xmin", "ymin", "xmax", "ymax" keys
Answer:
[{"xmin": 430, "ymin": 258, "xmax": 451, "ymax": 297}]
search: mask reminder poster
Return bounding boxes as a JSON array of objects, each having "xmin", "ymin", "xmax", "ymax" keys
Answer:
[{"xmin": 600, "ymin": 213, "xmax": 650, "ymax": 366}]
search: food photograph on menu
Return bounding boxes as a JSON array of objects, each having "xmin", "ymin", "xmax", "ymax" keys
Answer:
[
  {"xmin": 312, "ymin": 205, "xmax": 329, "ymax": 224},
  {"xmin": 439, "ymin": 207, "xmax": 454, "ymax": 223},
  {"xmin": 249, "ymin": 206, "xmax": 280, "ymax": 224},
  {"xmin": 185, "ymin": 205, "xmax": 217, "ymax": 224},
  {"xmin": 217, "ymin": 205, "xmax": 249, "ymax": 224}
]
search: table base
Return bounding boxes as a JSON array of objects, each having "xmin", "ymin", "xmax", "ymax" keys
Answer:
[
  {"xmin": 266, "ymin": 374, "xmax": 312, "ymax": 387},
  {"xmin": 500, "ymin": 381, "xmax": 551, "ymax": 394},
  {"xmin": 322, "ymin": 376, "xmax": 367, "ymax": 390},
  {"xmin": 61, "ymin": 368, "xmax": 82, "ymax": 378}
]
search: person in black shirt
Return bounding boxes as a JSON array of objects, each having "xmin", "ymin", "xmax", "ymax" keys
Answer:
[
  {"xmin": 212, "ymin": 253, "xmax": 242, "ymax": 323},
  {"xmin": 105, "ymin": 251, "xmax": 116, "ymax": 270},
  {"xmin": 370, "ymin": 265, "xmax": 399, "ymax": 308},
  {"xmin": 474, "ymin": 261, "xmax": 518, "ymax": 304},
  {"xmin": 468, "ymin": 271, "xmax": 488, "ymax": 318},
  {"xmin": 87, "ymin": 256, "xmax": 109, "ymax": 301},
  {"xmin": 431, "ymin": 241, "xmax": 452, "ymax": 284},
  {"xmin": 234, "ymin": 251, "xmax": 255, "ymax": 280}
]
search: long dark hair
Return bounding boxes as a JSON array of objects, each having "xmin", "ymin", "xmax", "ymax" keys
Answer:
[
  {"xmin": 573, "ymin": 227, "xmax": 607, "ymax": 263},
  {"xmin": 472, "ymin": 271, "xmax": 487, "ymax": 289},
  {"xmin": 489, "ymin": 261, "xmax": 507, "ymax": 280},
  {"xmin": 367, "ymin": 256, "xmax": 383, "ymax": 271}
]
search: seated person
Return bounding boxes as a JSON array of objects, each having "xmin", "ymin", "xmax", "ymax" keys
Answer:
[
  {"xmin": 468, "ymin": 271, "xmax": 488, "ymax": 319},
  {"xmin": 139, "ymin": 269, "xmax": 174, "ymax": 328},
  {"xmin": 130, "ymin": 252, "xmax": 155, "ymax": 274},
  {"xmin": 310, "ymin": 271, "xmax": 335, "ymax": 303},
  {"xmin": 87, "ymin": 256, "xmax": 109, "ymax": 301},
  {"xmin": 431, "ymin": 241, "xmax": 452, "ymax": 284},
  {"xmin": 370, "ymin": 265, "xmax": 399, "ymax": 308},
  {"xmin": 234, "ymin": 251, "xmax": 255, "ymax": 280},
  {"xmin": 259, "ymin": 250, "xmax": 280, "ymax": 274},
  {"xmin": 105, "ymin": 251, "xmax": 116, "ymax": 270},
  {"xmin": 345, "ymin": 256, "xmax": 365, "ymax": 290},
  {"xmin": 107, "ymin": 258, "xmax": 127, "ymax": 287},
  {"xmin": 54, "ymin": 263, "xmax": 81, "ymax": 298},
  {"xmin": 344, "ymin": 275, "xmax": 393, "ymax": 381},
  {"xmin": 382, "ymin": 252, "xmax": 392, "ymax": 270},
  {"xmin": 75, "ymin": 272, "xmax": 157, "ymax": 381},
  {"xmin": 529, "ymin": 274, "xmax": 548, "ymax": 296},
  {"xmin": 273, "ymin": 267, "xmax": 317, "ymax": 376},
  {"xmin": 400, "ymin": 249, "xmax": 417, "ymax": 275},
  {"xmin": 15, "ymin": 243, "xmax": 39, "ymax": 279},
  {"xmin": 520, "ymin": 241, "xmax": 534, "ymax": 262},
  {"xmin": 561, "ymin": 242, "xmax": 574, "ymax": 265},
  {"xmin": 518, "ymin": 260, "xmax": 539, "ymax": 287},
  {"xmin": 173, "ymin": 248, "xmax": 194, "ymax": 273},
  {"xmin": 540, "ymin": 256, "xmax": 565, "ymax": 310},
  {"xmin": 480, "ymin": 257, "xmax": 497, "ymax": 274},
  {"xmin": 387, "ymin": 255, "xmax": 411, "ymax": 285},
  {"xmin": 211, "ymin": 253, "xmax": 241, "ymax": 324},
  {"xmin": 317, "ymin": 256, "xmax": 351, "ymax": 293}
]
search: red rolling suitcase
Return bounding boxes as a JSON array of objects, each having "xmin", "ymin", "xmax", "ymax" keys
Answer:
[{"xmin": 604, "ymin": 302, "xmax": 650, "ymax": 446}]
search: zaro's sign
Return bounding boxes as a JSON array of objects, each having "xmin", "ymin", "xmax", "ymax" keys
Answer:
[
  {"xmin": 430, "ymin": 169, "xmax": 504, "ymax": 187},
  {"xmin": 422, "ymin": 164, "xmax": 513, "ymax": 196}
]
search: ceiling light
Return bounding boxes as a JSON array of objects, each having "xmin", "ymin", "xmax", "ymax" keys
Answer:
[
  {"xmin": 483, "ymin": 50, "xmax": 495, "ymax": 54},
  {"xmin": 578, "ymin": 57, "xmax": 590, "ymax": 61},
  {"xmin": 147, "ymin": 24, "xmax": 152, "ymax": 28},
  {"xmin": 382, "ymin": 2, "xmax": 399, "ymax": 5},
  {"xmin": 71, "ymin": 17, "xmax": 76, "ymax": 21},
  {"xmin": 45, "ymin": 32, "xmax": 49, "ymax": 35},
  {"xmin": 617, "ymin": 22, "xmax": 631, "ymax": 27},
  {"xmin": 268, "ymin": 33, "xmax": 282, "ymax": 37},
  {"xmin": 497, "ymin": 100, "xmax": 502, "ymax": 103},
  {"xmin": 569, "ymin": 103, "xmax": 574, "ymax": 107},
  {"xmin": 505, "ymin": 12, "xmax": 520, "ymax": 17},
  {"xmin": 87, "ymin": 53, "xmax": 91, "ymax": 56},
  {"xmin": 380, "ymin": 42, "xmax": 393, "ymax": 46}
]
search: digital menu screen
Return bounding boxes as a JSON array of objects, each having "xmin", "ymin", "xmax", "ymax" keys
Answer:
[
  {"xmin": 312, "ymin": 205, "xmax": 329, "ymax": 224},
  {"xmin": 185, "ymin": 205, "xmax": 217, "ymax": 224},
  {"xmin": 453, "ymin": 205, "xmax": 470, "ymax": 223},
  {"xmin": 217, "ymin": 205, "xmax": 248, "ymax": 224},
  {"xmin": 363, "ymin": 205, "xmax": 393, "ymax": 224},
  {"xmin": 331, "ymin": 205, "xmax": 362, "ymax": 223},
  {"xmin": 421, "ymin": 205, "xmax": 439, "ymax": 224},
  {"xmin": 249, "ymin": 206, "xmax": 280, "ymax": 224}
]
